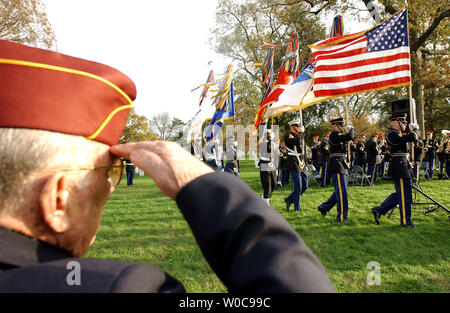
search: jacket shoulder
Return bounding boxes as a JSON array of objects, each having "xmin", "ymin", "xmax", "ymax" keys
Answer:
[{"xmin": 0, "ymin": 258, "xmax": 184, "ymax": 293}]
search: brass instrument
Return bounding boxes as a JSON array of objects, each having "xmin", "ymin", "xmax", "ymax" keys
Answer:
[
  {"xmin": 438, "ymin": 130, "xmax": 449, "ymax": 153},
  {"xmin": 419, "ymin": 137, "xmax": 429, "ymax": 162},
  {"xmin": 417, "ymin": 140, "xmax": 426, "ymax": 162}
]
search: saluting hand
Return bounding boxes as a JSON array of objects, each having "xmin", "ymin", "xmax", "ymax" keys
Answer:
[{"xmin": 110, "ymin": 141, "xmax": 213, "ymax": 199}]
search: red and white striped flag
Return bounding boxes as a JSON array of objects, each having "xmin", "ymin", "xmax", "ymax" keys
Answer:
[{"xmin": 309, "ymin": 6, "xmax": 411, "ymax": 98}]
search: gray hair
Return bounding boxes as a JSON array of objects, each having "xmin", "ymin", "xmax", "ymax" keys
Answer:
[{"xmin": 0, "ymin": 128, "xmax": 106, "ymax": 215}]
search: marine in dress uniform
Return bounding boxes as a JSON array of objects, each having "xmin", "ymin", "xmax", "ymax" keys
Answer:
[
  {"xmin": 310, "ymin": 135, "xmax": 321, "ymax": 172},
  {"xmin": 413, "ymin": 139, "xmax": 424, "ymax": 182},
  {"xmin": 317, "ymin": 118, "xmax": 356, "ymax": 223},
  {"xmin": 284, "ymin": 119, "xmax": 308, "ymax": 212},
  {"xmin": 437, "ymin": 131, "xmax": 450, "ymax": 179},
  {"xmin": 318, "ymin": 133, "xmax": 331, "ymax": 187},
  {"xmin": 365, "ymin": 134, "xmax": 379, "ymax": 184},
  {"xmin": 258, "ymin": 130, "xmax": 278, "ymax": 205},
  {"xmin": 378, "ymin": 134, "xmax": 389, "ymax": 178},
  {"xmin": 423, "ymin": 131, "xmax": 439, "ymax": 179},
  {"xmin": 0, "ymin": 39, "xmax": 335, "ymax": 292},
  {"xmin": 224, "ymin": 136, "xmax": 240, "ymax": 176},
  {"xmin": 354, "ymin": 135, "xmax": 367, "ymax": 171},
  {"xmin": 442, "ymin": 132, "xmax": 450, "ymax": 179},
  {"xmin": 371, "ymin": 112, "xmax": 420, "ymax": 228}
]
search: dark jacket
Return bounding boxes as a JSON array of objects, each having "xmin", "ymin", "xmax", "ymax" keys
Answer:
[
  {"xmin": 328, "ymin": 128, "xmax": 356, "ymax": 175},
  {"xmin": 310, "ymin": 142, "xmax": 320, "ymax": 162},
  {"xmin": 365, "ymin": 138, "xmax": 378, "ymax": 164},
  {"xmin": 284, "ymin": 132, "xmax": 306, "ymax": 172},
  {"xmin": 318, "ymin": 139, "xmax": 330, "ymax": 163},
  {"xmin": 0, "ymin": 172, "xmax": 334, "ymax": 293},
  {"xmin": 386, "ymin": 129, "xmax": 418, "ymax": 179},
  {"xmin": 354, "ymin": 141, "xmax": 366, "ymax": 166}
]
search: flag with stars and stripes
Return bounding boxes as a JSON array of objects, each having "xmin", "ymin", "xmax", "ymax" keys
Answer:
[{"xmin": 309, "ymin": 6, "xmax": 410, "ymax": 98}]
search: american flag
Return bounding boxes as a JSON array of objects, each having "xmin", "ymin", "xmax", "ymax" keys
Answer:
[{"xmin": 310, "ymin": 7, "xmax": 411, "ymax": 97}]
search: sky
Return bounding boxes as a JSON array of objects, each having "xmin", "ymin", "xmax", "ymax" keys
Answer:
[
  {"xmin": 42, "ymin": 0, "xmax": 228, "ymax": 122},
  {"xmin": 42, "ymin": 0, "xmax": 374, "ymax": 123}
]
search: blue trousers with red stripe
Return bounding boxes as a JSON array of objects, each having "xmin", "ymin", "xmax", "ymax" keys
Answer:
[
  {"xmin": 320, "ymin": 173, "xmax": 349, "ymax": 222},
  {"xmin": 374, "ymin": 177, "xmax": 413, "ymax": 226}
]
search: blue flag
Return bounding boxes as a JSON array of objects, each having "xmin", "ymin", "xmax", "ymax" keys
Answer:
[{"xmin": 204, "ymin": 81, "xmax": 235, "ymax": 144}]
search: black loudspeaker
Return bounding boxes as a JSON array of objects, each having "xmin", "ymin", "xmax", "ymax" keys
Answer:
[{"xmin": 391, "ymin": 98, "xmax": 410, "ymax": 121}]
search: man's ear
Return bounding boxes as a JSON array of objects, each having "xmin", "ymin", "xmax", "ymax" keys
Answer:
[{"xmin": 39, "ymin": 174, "xmax": 70, "ymax": 233}]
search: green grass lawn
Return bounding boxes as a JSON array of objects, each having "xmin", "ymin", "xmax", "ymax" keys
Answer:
[{"xmin": 86, "ymin": 160, "xmax": 450, "ymax": 293}]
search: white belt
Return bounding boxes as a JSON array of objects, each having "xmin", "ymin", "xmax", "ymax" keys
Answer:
[{"xmin": 288, "ymin": 152, "xmax": 301, "ymax": 157}]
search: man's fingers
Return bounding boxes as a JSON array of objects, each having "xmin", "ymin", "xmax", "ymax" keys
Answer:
[
  {"xmin": 130, "ymin": 149, "xmax": 167, "ymax": 182},
  {"xmin": 110, "ymin": 142, "xmax": 156, "ymax": 159}
]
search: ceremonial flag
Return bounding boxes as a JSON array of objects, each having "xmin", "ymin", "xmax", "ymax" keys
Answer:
[
  {"xmin": 199, "ymin": 70, "xmax": 214, "ymax": 106},
  {"xmin": 187, "ymin": 70, "xmax": 216, "ymax": 143},
  {"xmin": 262, "ymin": 60, "xmax": 315, "ymax": 119},
  {"xmin": 204, "ymin": 81, "xmax": 235, "ymax": 143},
  {"xmin": 186, "ymin": 97, "xmax": 216, "ymax": 143},
  {"xmin": 309, "ymin": 6, "xmax": 411, "ymax": 98},
  {"xmin": 253, "ymin": 67, "xmax": 293, "ymax": 131}
]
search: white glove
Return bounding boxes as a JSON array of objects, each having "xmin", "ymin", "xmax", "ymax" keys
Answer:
[
  {"xmin": 344, "ymin": 125, "xmax": 352, "ymax": 132},
  {"xmin": 298, "ymin": 125, "xmax": 305, "ymax": 133},
  {"xmin": 408, "ymin": 123, "xmax": 419, "ymax": 131}
]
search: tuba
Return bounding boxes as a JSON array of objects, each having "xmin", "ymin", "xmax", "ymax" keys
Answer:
[{"xmin": 438, "ymin": 130, "xmax": 449, "ymax": 153}]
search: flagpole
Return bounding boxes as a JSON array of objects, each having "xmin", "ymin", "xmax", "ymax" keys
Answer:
[
  {"xmin": 344, "ymin": 96, "xmax": 351, "ymax": 165},
  {"xmin": 405, "ymin": 0, "xmax": 415, "ymax": 165}
]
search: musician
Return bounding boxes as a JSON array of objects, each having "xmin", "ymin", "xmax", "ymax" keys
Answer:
[
  {"xmin": 371, "ymin": 112, "xmax": 419, "ymax": 228},
  {"xmin": 350, "ymin": 139, "xmax": 357, "ymax": 168},
  {"xmin": 284, "ymin": 119, "xmax": 308, "ymax": 212},
  {"xmin": 365, "ymin": 134, "xmax": 379, "ymax": 184},
  {"xmin": 310, "ymin": 135, "xmax": 321, "ymax": 172},
  {"xmin": 354, "ymin": 135, "xmax": 367, "ymax": 171},
  {"xmin": 318, "ymin": 133, "xmax": 331, "ymax": 187},
  {"xmin": 441, "ymin": 131, "xmax": 450, "ymax": 179},
  {"xmin": 423, "ymin": 131, "xmax": 439, "ymax": 179},
  {"xmin": 317, "ymin": 118, "xmax": 356, "ymax": 223},
  {"xmin": 378, "ymin": 134, "xmax": 388, "ymax": 178},
  {"xmin": 413, "ymin": 139, "xmax": 424, "ymax": 182},
  {"xmin": 437, "ymin": 130, "xmax": 449, "ymax": 179}
]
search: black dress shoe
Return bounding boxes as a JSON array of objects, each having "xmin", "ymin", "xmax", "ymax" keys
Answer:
[
  {"xmin": 317, "ymin": 205, "xmax": 327, "ymax": 217},
  {"xmin": 371, "ymin": 207, "xmax": 381, "ymax": 225},
  {"xmin": 402, "ymin": 224, "xmax": 415, "ymax": 229},
  {"xmin": 284, "ymin": 198, "xmax": 291, "ymax": 211}
]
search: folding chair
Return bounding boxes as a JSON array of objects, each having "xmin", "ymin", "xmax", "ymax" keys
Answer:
[
  {"xmin": 350, "ymin": 165, "xmax": 373, "ymax": 186},
  {"xmin": 419, "ymin": 162, "xmax": 430, "ymax": 180},
  {"xmin": 307, "ymin": 164, "xmax": 322, "ymax": 186}
]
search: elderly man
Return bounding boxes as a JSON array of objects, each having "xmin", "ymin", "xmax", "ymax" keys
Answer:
[{"xmin": 0, "ymin": 40, "xmax": 334, "ymax": 292}]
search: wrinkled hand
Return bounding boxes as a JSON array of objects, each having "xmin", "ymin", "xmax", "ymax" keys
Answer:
[{"xmin": 110, "ymin": 141, "xmax": 213, "ymax": 199}]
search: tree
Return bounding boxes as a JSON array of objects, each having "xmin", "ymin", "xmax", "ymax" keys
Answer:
[
  {"xmin": 149, "ymin": 112, "xmax": 186, "ymax": 141},
  {"xmin": 211, "ymin": 0, "xmax": 330, "ymax": 135},
  {"xmin": 0, "ymin": 0, "xmax": 56, "ymax": 49},
  {"xmin": 119, "ymin": 107, "xmax": 157, "ymax": 144}
]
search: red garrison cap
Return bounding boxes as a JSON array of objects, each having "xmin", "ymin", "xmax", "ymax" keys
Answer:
[
  {"xmin": 313, "ymin": 136, "xmax": 319, "ymax": 139},
  {"xmin": 0, "ymin": 40, "xmax": 136, "ymax": 146},
  {"xmin": 425, "ymin": 130, "xmax": 433, "ymax": 134}
]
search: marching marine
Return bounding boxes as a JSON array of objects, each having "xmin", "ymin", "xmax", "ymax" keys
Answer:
[
  {"xmin": 371, "ymin": 112, "xmax": 420, "ymax": 228},
  {"xmin": 284, "ymin": 119, "xmax": 308, "ymax": 212},
  {"xmin": 317, "ymin": 118, "xmax": 356, "ymax": 223}
]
